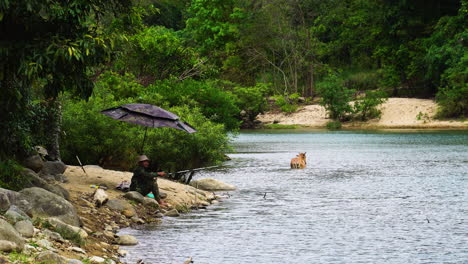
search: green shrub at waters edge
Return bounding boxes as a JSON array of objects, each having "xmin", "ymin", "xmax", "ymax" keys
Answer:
[
  {"xmin": 317, "ymin": 75, "xmax": 354, "ymax": 121},
  {"xmin": 326, "ymin": 121, "xmax": 342, "ymax": 130},
  {"xmin": 272, "ymin": 93, "xmax": 300, "ymax": 113},
  {"xmin": 263, "ymin": 124, "xmax": 299, "ymax": 129},
  {"xmin": 353, "ymin": 90, "xmax": 388, "ymax": 121},
  {"xmin": 61, "ymin": 94, "xmax": 231, "ymax": 171},
  {"xmin": 0, "ymin": 160, "xmax": 30, "ymax": 191}
]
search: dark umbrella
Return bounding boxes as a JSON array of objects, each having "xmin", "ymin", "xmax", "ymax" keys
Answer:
[{"xmin": 100, "ymin": 103, "xmax": 197, "ymax": 152}]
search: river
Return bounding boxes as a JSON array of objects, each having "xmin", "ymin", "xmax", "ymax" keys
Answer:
[{"xmin": 120, "ymin": 129, "xmax": 467, "ymax": 264}]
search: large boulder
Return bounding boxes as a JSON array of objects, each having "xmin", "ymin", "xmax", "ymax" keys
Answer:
[
  {"xmin": 0, "ymin": 219, "xmax": 25, "ymax": 251},
  {"xmin": 0, "ymin": 188, "xmax": 27, "ymax": 208},
  {"xmin": 0, "ymin": 193, "xmax": 9, "ymax": 212},
  {"xmin": 14, "ymin": 220, "xmax": 34, "ymax": 238},
  {"xmin": 190, "ymin": 178, "xmax": 236, "ymax": 191},
  {"xmin": 123, "ymin": 191, "xmax": 144, "ymax": 203},
  {"xmin": 23, "ymin": 155, "xmax": 44, "ymax": 173},
  {"xmin": 40, "ymin": 161, "xmax": 67, "ymax": 176},
  {"xmin": 36, "ymin": 251, "xmax": 68, "ymax": 264},
  {"xmin": 19, "ymin": 187, "xmax": 80, "ymax": 227},
  {"xmin": 22, "ymin": 168, "xmax": 70, "ymax": 200}
]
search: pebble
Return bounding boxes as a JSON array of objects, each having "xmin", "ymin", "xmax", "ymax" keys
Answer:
[
  {"xmin": 89, "ymin": 256, "xmax": 106, "ymax": 263},
  {"xmin": 68, "ymin": 246, "xmax": 86, "ymax": 254},
  {"xmin": 117, "ymin": 249, "xmax": 128, "ymax": 257},
  {"xmin": 37, "ymin": 239, "xmax": 53, "ymax": 249}
]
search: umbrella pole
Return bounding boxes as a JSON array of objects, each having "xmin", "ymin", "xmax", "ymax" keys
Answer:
[{"xmin": 140, "ymin": 127, "xmax": 148, "ymax": 154}]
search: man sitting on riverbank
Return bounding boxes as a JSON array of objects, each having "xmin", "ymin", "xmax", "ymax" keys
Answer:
[{"xmin": 130, "ymin": 155, "xmax": 168, "ymax": 207}]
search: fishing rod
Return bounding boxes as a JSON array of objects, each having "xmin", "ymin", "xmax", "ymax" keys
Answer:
[{"xmin": 166, "ymin": 165, "xmax": 222, "ymax": 184}]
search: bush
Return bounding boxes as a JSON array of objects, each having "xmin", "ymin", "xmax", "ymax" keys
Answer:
[
  {"xmin": 326, "ymin": 121, "xmax": 342, "ymax": 130},
  {"xmin": 147, "ymin": 79, "xmax": 241, "ymax": 130},
  {"xmin": 352, "ymin": 90, "xmax": 388, "ymax": 121},
  {"xmin": 61, "ymin": 92, "xmax": 231, "ymax": 171},
  {"xmin": 272, "ymin": 93, "xmax": 300, "ymax": 113},
  {"xmin": 343, "ymin": 70, "xmax": 381, "ymax": 91},
  {"xmin": 436, "ymin": 85, "xmax": 468, "ymax": 118},
  {"xmin": 231, "ymin": 83, "xmax": 270, "ymax": 124},
  {"xmin": 317, "ymin": 74, "xmax": 354, "ymax": 120},
  {"xmin": 0, "ymin": 160, "xmax": 29, "ymax": 191}
]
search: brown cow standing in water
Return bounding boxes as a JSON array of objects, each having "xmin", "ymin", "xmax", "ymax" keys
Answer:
[{"xmin": 290, "ymin": 152, "xmax": 306, "ymax": 169}]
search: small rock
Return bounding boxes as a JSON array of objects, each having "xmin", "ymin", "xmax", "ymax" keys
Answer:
[
  {"xmin": 142, "ymin": 197, "xmax": 160, "ymax": 208},
  {"xmin": 0, "ymin": 219, "xmax": 25, "ymax": 250},
  {"xmin": 211, "ymin": 200, "xmax": 220, "ymax": 204},
  {"xmin": 37, "ymin": 239, "xmax": 53, "ymax": 249},
  {"xmin": 89, "ymin": 256, "xmax": 106, "ymax": 263},
  {"xmin": 103, "ymin": 231, "xmax": 115, "ymax": 240},
  {"xmin": 122, "ymin": 209, "xmax": 136, "ymax": 218},
  {"xmin": 130, "ymin": 217, "xmax": 145, "ymax": 224},
  {"xmin": 68, "ymin": 246, "xmax": 86, "ymax": 254},
  {"xmin": 117, "ymin": 249, "xmax": 128, "ymax": 257},
  {"xmin": 47, "ymin": 218, "xmax": 88, "ymax": 239},
  {"xmin": 14, "ymin": 220, "xmax": 34, "ymax": 238},
  {"xmin": 0, "ymin": 240, "xmax": 18, "ymax": 252},
  {"xmin": 43, "ymin": 229, "xmax": 65, "ymax": 242},
  {"xmin": 106, "ymin": 199, "xmax": 133, "ymax": 212},
  {"xmin": 36, "ymin": 250, "xmax": 68, "ymax": 264},
  {"xmin": 155, "ymin": 213, "xmax": 164, "ymax": 218},
  {"xmin": 5, "ymin": 206, "xmax": 30, "ymax": 223},
  {"xmin": 23, "ymin": 244, "xmax": 37, "ymax": 255},
  {"xmin": 164, "ymin": 209, "xmax": 180, "ymax": 217},
  {"xmin": 123, "ymin": 191, "xmax": 144, "ymax": 203},
  {"xmin": 67, "ymin": 259, "xmax": 84, "ymax": 264},
  {"xmin": 116, "ymin": 235, "xmax": 138, "ymax": 245},
  {"xmin": 159, "ymin": 191, "xmax": 168, "ymax": 199}
]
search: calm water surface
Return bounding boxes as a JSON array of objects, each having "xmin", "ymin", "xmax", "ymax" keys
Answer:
[{"xmin": 121, "ymin": 130, "xmax": 468, "ymax": 264}]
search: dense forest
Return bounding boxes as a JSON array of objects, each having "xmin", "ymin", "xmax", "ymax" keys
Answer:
[{"xmin": 0, "ymin": 0, "xmax": 466, "ymax": 188}]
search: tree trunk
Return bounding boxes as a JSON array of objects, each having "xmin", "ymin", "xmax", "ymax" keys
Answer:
[{"xmin": 45, "ymin": 98, "xmax": 62, "ymax": 161}]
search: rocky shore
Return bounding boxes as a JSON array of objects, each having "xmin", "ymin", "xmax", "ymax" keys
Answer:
[{"xmin": 0, "ymin": 156, "xmax": 234, "ymax": 264}]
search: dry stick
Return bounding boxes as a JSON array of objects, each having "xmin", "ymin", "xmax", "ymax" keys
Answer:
[{"xmin": 75, "ymin": 155, "xmax": 87, "ymax": 176}]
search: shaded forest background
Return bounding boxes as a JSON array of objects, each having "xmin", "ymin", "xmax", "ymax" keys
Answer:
[{"xmin": 0, "ymin": 0, "xmax": 466, "ymax": 185}]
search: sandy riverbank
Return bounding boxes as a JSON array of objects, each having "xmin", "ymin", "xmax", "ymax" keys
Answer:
[{"xmin": 257, "ymin": 98, "xmax": 467, "ymax": 129}]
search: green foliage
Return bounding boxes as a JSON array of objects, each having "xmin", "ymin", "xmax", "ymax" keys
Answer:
[
  {"xmin": 61, "ymin": 94, "xmax": 141, "ymax": 168},
  {"xmin": 115, "ymin": 26, "xmax": 199, "ymax": 80},
  {"xmin": 353, "ymin": 90, "xmax": 388, "ymax": 121},
  {"xmin": 7, "ymin": 251, "xmax": 38, "ymax": 264},
  {"xmin": 436, "ymin": 84, "xmax": 468, "ymax": 118},
  {"xmin": 264, "ymin": 124, "xmax": 299, "ymax": 129},
  {"xmin": 317, "ymin": 75, "xmax": 354, "ymax": 120},
  {"xmin": 147, "ymin": 78, "xmax": 240, "ymax": 130},
  {"xmin": 0, "ymin": 160, "xmax": 30, "ymax": 191},
  {"xmin": 0, "ymin": 0, "xmax": 131, "ymax": 159},
  {"xmin": 62, "ymin": 74, "xmax": 230, "ymax": 169},
  {"xmin": 231, "ymin": 83, "xmax": 270, "ymax": 124},
  {"xmin": 272, "ymin": 93, "xmax": 301, "ymax": 113},
  {"xmin": 144, "ymin": 105, "xmax": 231, "ymax": 170},
  {"xmin": 326, "ymin": 121, "xmax": 342, "ymax": 130},
  {"xmin": 343, "ymin": 70, "xmax": 382, "ymax": 91},
  {"xmin": 54, "ymin": 226, "xmax": 85, "ymax": 246}
]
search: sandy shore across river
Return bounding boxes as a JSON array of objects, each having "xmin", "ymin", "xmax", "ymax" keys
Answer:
[{"xmin": 257, "ymin": 98, "xmax": 467, "ymax": 129}]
